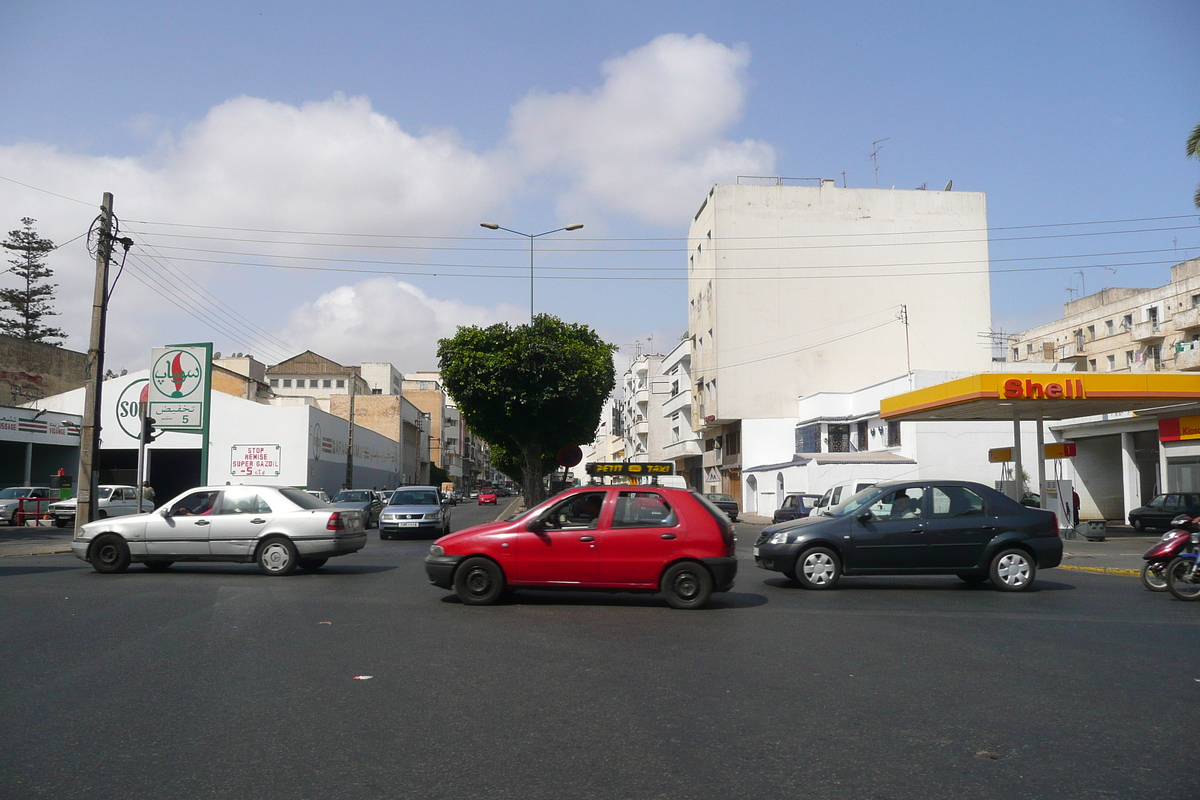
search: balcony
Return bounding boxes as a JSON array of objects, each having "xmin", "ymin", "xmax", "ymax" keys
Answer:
[
  {"xmin": 1175, "ymin": 345, "xmax": 1200, "ymax": 371},
  {"xmin": 662, "ymin": 390, "xmax": 691, "ymax": 416},
  {"xmin": 702, "ymin": 448, "xmax": 721, "ymax": 468},
  {"xmin": 1132, "ymin": 321, "xmax": 1165, "ymax": 342},
  {"xmin": 1058, "ymin": 341, "xmax": 1086, "ymax": 362},
  {"xmin": 1174, "ymin": 307, "xmax": 1200, "ymax": 331},
  {"xmin": 664, "ymin": 438, "xmax": 702, "ymax": 459},
  {"xmin": 633, "ymin": 419, "xmax": 649, "ymax": 435}
]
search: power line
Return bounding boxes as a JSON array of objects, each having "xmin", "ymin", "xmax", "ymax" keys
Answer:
[{"xmin": 0, "ymin": 174, "xmax": 96, "ymax": 207}]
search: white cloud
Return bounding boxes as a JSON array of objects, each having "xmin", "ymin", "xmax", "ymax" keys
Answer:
[
  {"xmin": 507, "ymin": 33, "xmax": 775, "ymax": 224},
  {"xmin": 0, "ymin": 34, "xmax": 767, "ymax": 367},
  {"xmin": 279, "ymin": 278, "xmax": 525, "ymax": 369}
]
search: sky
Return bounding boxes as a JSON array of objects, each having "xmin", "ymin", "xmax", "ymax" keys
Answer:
[{"xmin": 1, "ymin": 0, "xmax": 1197, "ymax": 376}]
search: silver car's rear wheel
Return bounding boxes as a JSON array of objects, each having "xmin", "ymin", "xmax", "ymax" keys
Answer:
[{"xmin": 257, "ymin": 537, "xmax": 298, "ymax": 576}]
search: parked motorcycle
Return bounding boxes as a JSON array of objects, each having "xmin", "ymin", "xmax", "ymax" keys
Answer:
[{"xmin": 1141, "ymin": 514, "xmax": 1196, "ymax": 591}]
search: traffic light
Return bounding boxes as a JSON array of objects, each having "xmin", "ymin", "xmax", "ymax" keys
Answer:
[{"xmin": 141, "ymin": 416, "xmax": 160, "ymax": 443}]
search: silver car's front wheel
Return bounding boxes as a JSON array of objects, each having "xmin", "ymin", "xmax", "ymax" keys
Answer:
[{"xmin": 257, "ymin": 537, "xmax": 298, "ymax": 576}]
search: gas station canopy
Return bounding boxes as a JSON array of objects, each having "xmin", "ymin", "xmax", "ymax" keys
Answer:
[{"xmin": 880, "ymin": 373, "xmax": 1200, "ymax": 423}]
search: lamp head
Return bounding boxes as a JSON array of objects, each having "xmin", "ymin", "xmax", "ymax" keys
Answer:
[
  {"xmin": 564, "ymin": 223, "xmax": 584, "ymax": 231},
  {"xmin": 480, "ymin": 222, "xmax": 500, "ymax": 230}
]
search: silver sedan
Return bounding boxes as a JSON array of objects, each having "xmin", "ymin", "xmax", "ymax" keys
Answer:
[{"xmin": 72, "ymin": 485, "xmax": 367, "ymax": 576}]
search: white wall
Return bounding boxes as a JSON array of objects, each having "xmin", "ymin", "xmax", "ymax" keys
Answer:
[{"xmin": 689, "ymin": 184, "xmax": 993, "ymax": 421}]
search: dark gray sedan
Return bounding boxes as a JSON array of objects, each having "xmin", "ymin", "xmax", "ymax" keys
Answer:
[
  {"xmin": 753, "ymin": 480, "xmax": 1061, "ymax": 592},
  {"xmin": 332, "ymin": 489, "xmax": 384, "ymax": 528}
]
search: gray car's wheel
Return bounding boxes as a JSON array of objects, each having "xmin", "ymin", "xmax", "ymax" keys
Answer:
[
  {"xmin": 257, "ymin": 537, "xmax": 298, "ymax": 576},
  {"xmin": 1141, "ymin": 561, "xmax": 1169, "ymax": 592},
  {"xmin": 298, "ymin": 557, "xmax": 328, "ymax": 571},
  {"xmin": 454, "ymin": 557, "xmax": 505, "ymax": 605},
  {"xmin": 795, "ymin": 547, "xmax": 841, "ymax": 589},
  {"xmin": 660, "ymin": 561, "xmax": 713, "ymax": 609},
  {"xmin": 144, "ymin": 561, "xmax": 173, "ymax": 571},
  {"xmin": 90, "ymin": 534, "xmax": 131, "ymax": 574},
  {"xmin": 989, "ymin": 548, "xmax": 1036, "ymax": 591}
]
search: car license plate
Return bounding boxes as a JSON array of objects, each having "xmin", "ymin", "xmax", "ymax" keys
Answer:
[
  {"xmin": 400, "ymin": 522, "xmax": 419, "ymax": 528},
  {"xmin": 752, "ymin": 546, "xmax": 759, "ymax": 557}
]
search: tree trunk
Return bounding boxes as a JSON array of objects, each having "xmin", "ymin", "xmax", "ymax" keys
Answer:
[{"xmin": 520, "ymin": 438, "xmax": 546, "ymax": 507}]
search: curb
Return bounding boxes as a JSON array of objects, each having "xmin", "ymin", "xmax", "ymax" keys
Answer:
[
  {"xmin": 1, "ymin": 546, "xmax": 72, "ymax": 558},
  {"xmin": 1058, "ymin": 564, "xmax": 1140, "ymax": 577}
]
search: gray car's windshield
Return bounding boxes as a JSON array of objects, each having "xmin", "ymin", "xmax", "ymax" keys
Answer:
[
  {"xmin": 97, "ymin": 487, "xmax": 114, "ymax": 499},
  {"xmin": 831, "ymin": 486, "xmax": 883, "ymax": 517},
  {"xmin": 0, "ymin": 488, "xmax": 32, "ymax": 499},
  {"xmin": 334, "ymin": 491, "xmax": 373, "ymax": 503},
  {"xmin": 390, "ymin": 490, "xmax": 438, "ymax": 506}
]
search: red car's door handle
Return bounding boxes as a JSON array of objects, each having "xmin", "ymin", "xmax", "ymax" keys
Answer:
[
  {"xmin": 579, "ymin": 536, "xmax": 594, "ymax": 542},
  {"xmin": 661, "ymin": 533, "xmax": 677, "ymax": 540}
]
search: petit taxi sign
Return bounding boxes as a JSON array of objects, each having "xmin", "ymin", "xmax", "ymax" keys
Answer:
[{"xmin": 586, "ymin": 462, "xmax": 674, "ymax": 476}]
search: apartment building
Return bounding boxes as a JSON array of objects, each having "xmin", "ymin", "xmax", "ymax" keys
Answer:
[
  {"xmin": 621, "ymin": 353, "xmax": 671, "ymax": 464},
  {"xmin": 1010, "ymin": 257, "xmax": 1200, "ymax": 373},
  {"xmin": 660, "ymin": 336, "xmax": 703, "ymax": 488},
  {"xmin": 266, "ymin": 351, "xmax": 370, "ymax": 398},
  {"xmin": 686, "ymin": 180, "xmax": 994, "ymax": 496}
]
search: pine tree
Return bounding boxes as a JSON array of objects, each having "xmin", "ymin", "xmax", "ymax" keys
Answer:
[{"xmin": 0, "ymin": 217, "xmax": 65, "ymax": 343}]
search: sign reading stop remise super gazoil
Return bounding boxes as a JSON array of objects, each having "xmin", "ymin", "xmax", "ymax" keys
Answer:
[{"xmin": 148, "ymin": 346, "xmax": 208, "ymax": 430}]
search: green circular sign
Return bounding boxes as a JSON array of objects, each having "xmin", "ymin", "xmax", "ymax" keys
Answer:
[{"xmin": 115, "ymin": 379, "xmax": 149, "ymax": 440}]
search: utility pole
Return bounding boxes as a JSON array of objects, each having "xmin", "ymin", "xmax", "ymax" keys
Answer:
[
  {"xmin": 898, "ymin": 304, "xmax": 912, "ymax": 381},
  {"xmin": 344, "ymin": 367, "xmax": 357, "ymax": 489},
  {"xmin": 76, "ymin": 193, "xmax": 114, "ymax": 535}
]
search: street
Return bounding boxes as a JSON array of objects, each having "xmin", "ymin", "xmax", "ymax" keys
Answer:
[{"xmin": 1, "ymin": 504, "xmax": 1198, "ymax": 799}]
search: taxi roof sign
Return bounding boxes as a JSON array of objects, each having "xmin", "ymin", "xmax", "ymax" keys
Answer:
[{"xmin": 585, "ymin": 462, "xmax": 674, "ymax": 476}]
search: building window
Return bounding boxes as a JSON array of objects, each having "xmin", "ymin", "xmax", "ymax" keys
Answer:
[
  {"xmin": 856, "ymin": 420, "xmax": 869, "ymax": 450},
  {"xmin": 1011, "ymin": 347, "xmax": 1020, "ymax": 361},
  {"xmin": 310, "ymin": 379, "xmax": 319, "ymax": 388},
  {"xmin": 796, "ymin": 424, "xmax": 820, "ymax": 453},
  {"xmin": 269, "ymin": 378, "xmax": 278, "ymax": 387},
  {"xmin": 336, "ymin": 379, "xmax": 345, "ymax": 388},
  {"xmin": 724, "ymin": 431, "xmax": 740, "ymax": 455},
  {"xmin": 1107, "ymin": 354, "xmax": 1116, "ymax": 371},
  {"xmin": 372, "ymin": 388, "xmax": 382, "ymax": 395},
  {"xmin": 1106, "ymin": 320, "xmax": 1114, "ymax": 336},
  {"xmin": 827, "ymin": 425, "xmax": 849, "ymax": 453},
  {"xmin": 323, "ymin": 379, "xmax": 332, "ymax": 388},
  {"xmin": 1122, "ymin": 314, "xmax": 1133, "ymax": 330},
  {"xmin": 1125, "ymin": 350, "xmax": 1134, "ymax": 366},
  {"xmin": 705, "ymin": 438, "xmax": 715, "ymax": 452},
  {"xmin": 887, "ymin": 421, "xmax": 902, "ymax": 448},
  {"xmin": 1087, "ymin": 325, "xmax": 1095, "ymax": 340},
  {"xmin": 282, "ymin": 379, "xmax": 292, "ymax": 388},
  {"xmin": 1088, "ymin": 358, "xmax": 1097, "ymax": 371}
]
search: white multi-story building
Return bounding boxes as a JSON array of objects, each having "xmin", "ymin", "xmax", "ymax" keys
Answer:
[
  {"xmin": 360, "ymin": 362, "xmax": 403, "ymax": 395},
  {"xmin": 621, "ymin": 353, "xmax": 671, "ymax": 463},
  {"xmin": 687, "ymin": 180, "xmax": 994, "ymax": 496},
  {"xmin": 660, "ymin": 336, "xmax": 703, "ymax": 488},
  {"xmin": 1011, "ymin": 257, "xmax": 1200, "ymax": 374}
]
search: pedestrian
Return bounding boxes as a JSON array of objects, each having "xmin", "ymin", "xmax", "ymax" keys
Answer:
[
  {"xmin": 140, "ymin": 481, "xmax": 156, "ymax": 509},
  {"xmin": 1072, "ymin": 489, "xmax": 1080, "ymax": 526}
]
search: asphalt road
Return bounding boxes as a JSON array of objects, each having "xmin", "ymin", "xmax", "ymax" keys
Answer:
[{"xmin": 2, "ymin": 507, "xmax": 1198, "ymax": 800}]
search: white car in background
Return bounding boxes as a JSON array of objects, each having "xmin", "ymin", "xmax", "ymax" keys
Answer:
[
  {"xmin": 72, "ymin": 485, "xmax": 368, "ymax": 575},
  {"xmin": 0, "ymin": 486, "xmax": 54, "ymax": 526},
  {"xmin": 48, "ymin": 485, "xmax": 142, "ymax": 527}
]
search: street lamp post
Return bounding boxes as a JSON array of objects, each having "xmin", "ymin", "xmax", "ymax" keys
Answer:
[{"xmin": 480, "ymin": 222, "xmax": 584, "ymax": 324}]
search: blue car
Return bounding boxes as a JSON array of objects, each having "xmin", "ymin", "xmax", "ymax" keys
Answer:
[{"xmin": 772, "ymin": 493, "xmax": 821, "ymax": 524}]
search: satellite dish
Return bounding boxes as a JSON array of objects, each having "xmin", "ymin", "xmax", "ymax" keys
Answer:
[{"xmin": 943, "ymin": 180, "xmax": 953, "ymax": 191}]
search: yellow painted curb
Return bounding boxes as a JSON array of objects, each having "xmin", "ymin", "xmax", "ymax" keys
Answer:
[{"xmin": 1058, "ymin": 564, "xmax": 1139, "ymax": 577}]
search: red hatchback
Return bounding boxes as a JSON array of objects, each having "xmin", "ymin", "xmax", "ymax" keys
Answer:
[
  {"xmin": 425, "ymin": 486, "xmax": 738, "ymax": 608},
  {"xmin": 477, "ymin": 490, "xmax": 498, "ymax": 505}
]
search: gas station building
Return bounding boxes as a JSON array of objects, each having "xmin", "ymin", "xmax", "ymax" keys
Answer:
[{"xmin": 881, "ymin": 372, "xmax": 1200, "ymax": 523}]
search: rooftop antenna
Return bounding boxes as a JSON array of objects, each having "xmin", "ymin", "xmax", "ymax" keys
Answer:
[
  {"xmin": 646, "ymin": 332, "xmax": 654, "ymax": 354},
  {"xmin": 841, "ymin": 171, "xmax": 847, "ymax": 188},
  {"xmin": 1075, "ymin": 269, "xmax": 1086, "ymax": 298},
  {"xmin": 1103, "ymin": 266, "xmax": 1116, "ymax": 289},
  {"xmin": 869, "ymin": 138, "xmax": 890, "ymax": 188},
  {"xmin": 943, "ymin": 180, "xmax": 953, "ymax": 191}
]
